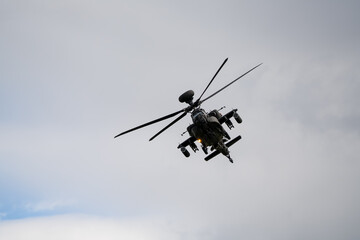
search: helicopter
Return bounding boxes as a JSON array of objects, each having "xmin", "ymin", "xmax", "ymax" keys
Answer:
[{"xmin": 114, "ymin": 58, "xmax": 262, "ymax": 163}]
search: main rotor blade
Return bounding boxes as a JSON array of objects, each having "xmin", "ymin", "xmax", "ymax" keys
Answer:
[
  {"xmin": 196, "ymin": 58, "xmax": 228, "ymax": 103},
  {"xmin": 114, "ymin": 109, "xmax": 185, "ymax": 138},
  {"xmin": 200, "ymin": 63, "xmax": 263, "ymax": 104},
  {"xmin": 149, "ymin": 111, "xmax": 187, "ymax": 141}
]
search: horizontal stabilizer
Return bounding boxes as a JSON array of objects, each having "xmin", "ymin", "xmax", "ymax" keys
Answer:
[{"xmin": 204, "ymin": 135, "xmax": 241, "ymax": 161}]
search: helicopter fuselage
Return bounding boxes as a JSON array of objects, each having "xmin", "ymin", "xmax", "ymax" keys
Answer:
[
  {"xmin": 188, "ymin": 108, "xmax": 226, "ymax": 147},
  {"xmin": 114, "ymin": 58, "xmax": 262, "ymax": 163},
  {"xmin": 177, "ymin": 108, "xmax": 240, "ymax": 161}
]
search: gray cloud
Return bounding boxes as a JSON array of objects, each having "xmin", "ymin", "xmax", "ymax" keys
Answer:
[{"xmin": 1, "ymin": 0, "xmax": 359, "ymax": 239}]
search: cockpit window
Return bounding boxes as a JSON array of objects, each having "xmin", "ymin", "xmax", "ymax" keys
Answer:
[{"xmin": 192, "ymin": 109, "xmax": 206, "ymax": 123}]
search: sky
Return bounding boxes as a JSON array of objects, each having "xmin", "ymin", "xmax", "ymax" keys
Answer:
[{"xmin": 1, "ymin": 0, "xmax": 359, "ymax": 239}]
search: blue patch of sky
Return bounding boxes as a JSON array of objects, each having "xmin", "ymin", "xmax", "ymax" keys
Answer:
[
  {"xmin": 0, "ymin": 203, "xmax": 78, "ymax": 220},
  {"xmin": 0, "ymin": 185, "xmax": 35, "ymax": 220},
  {"xmin": 0, "ymin": 190, "xmax": 80, "ymax": 220},
  {"xmin": 0, "ymin": 162, "xmax": 77, "ymax": 220}
]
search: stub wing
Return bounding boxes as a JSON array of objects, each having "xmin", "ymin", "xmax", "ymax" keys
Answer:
[
  {"xmin": 218, "ymin": 109, "xmax": 240, "ymax": 124},
  {"xmin": 204, "ymin": 135, "xmax": 242, "ymax": 161},
  {"xmin": 178, "ymin": 136, "xmax": 197, "ymax": 149}
]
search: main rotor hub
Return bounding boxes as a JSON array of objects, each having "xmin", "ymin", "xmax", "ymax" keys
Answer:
[{"xmin": 178, "ymin": 90, "xmax": 194, "ymax": 105}]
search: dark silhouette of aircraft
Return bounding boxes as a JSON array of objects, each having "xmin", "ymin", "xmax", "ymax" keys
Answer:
[{"xmin": 115, "ymin": 58, "xmax": 262, "ymax": 163}]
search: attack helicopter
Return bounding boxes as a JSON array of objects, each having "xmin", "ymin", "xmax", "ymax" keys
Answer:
[{"xmin": 114, "ymin": 58, "xmax": 262, "ymax": 163}]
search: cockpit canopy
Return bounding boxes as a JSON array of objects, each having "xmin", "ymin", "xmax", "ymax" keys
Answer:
[{"xmin": 191, "ymin": 109, "xmax": 207, "ymax": 124}]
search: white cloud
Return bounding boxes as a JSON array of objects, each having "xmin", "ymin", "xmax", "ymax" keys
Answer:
[{"xmin": 0, "ymin": 215, "xmax": 186, "ymax": 240}]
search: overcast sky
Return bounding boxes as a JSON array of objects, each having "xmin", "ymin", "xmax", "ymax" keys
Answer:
[{"xmin": 1, "ymin": 0, "xmax": 360, "ymax": 239}]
